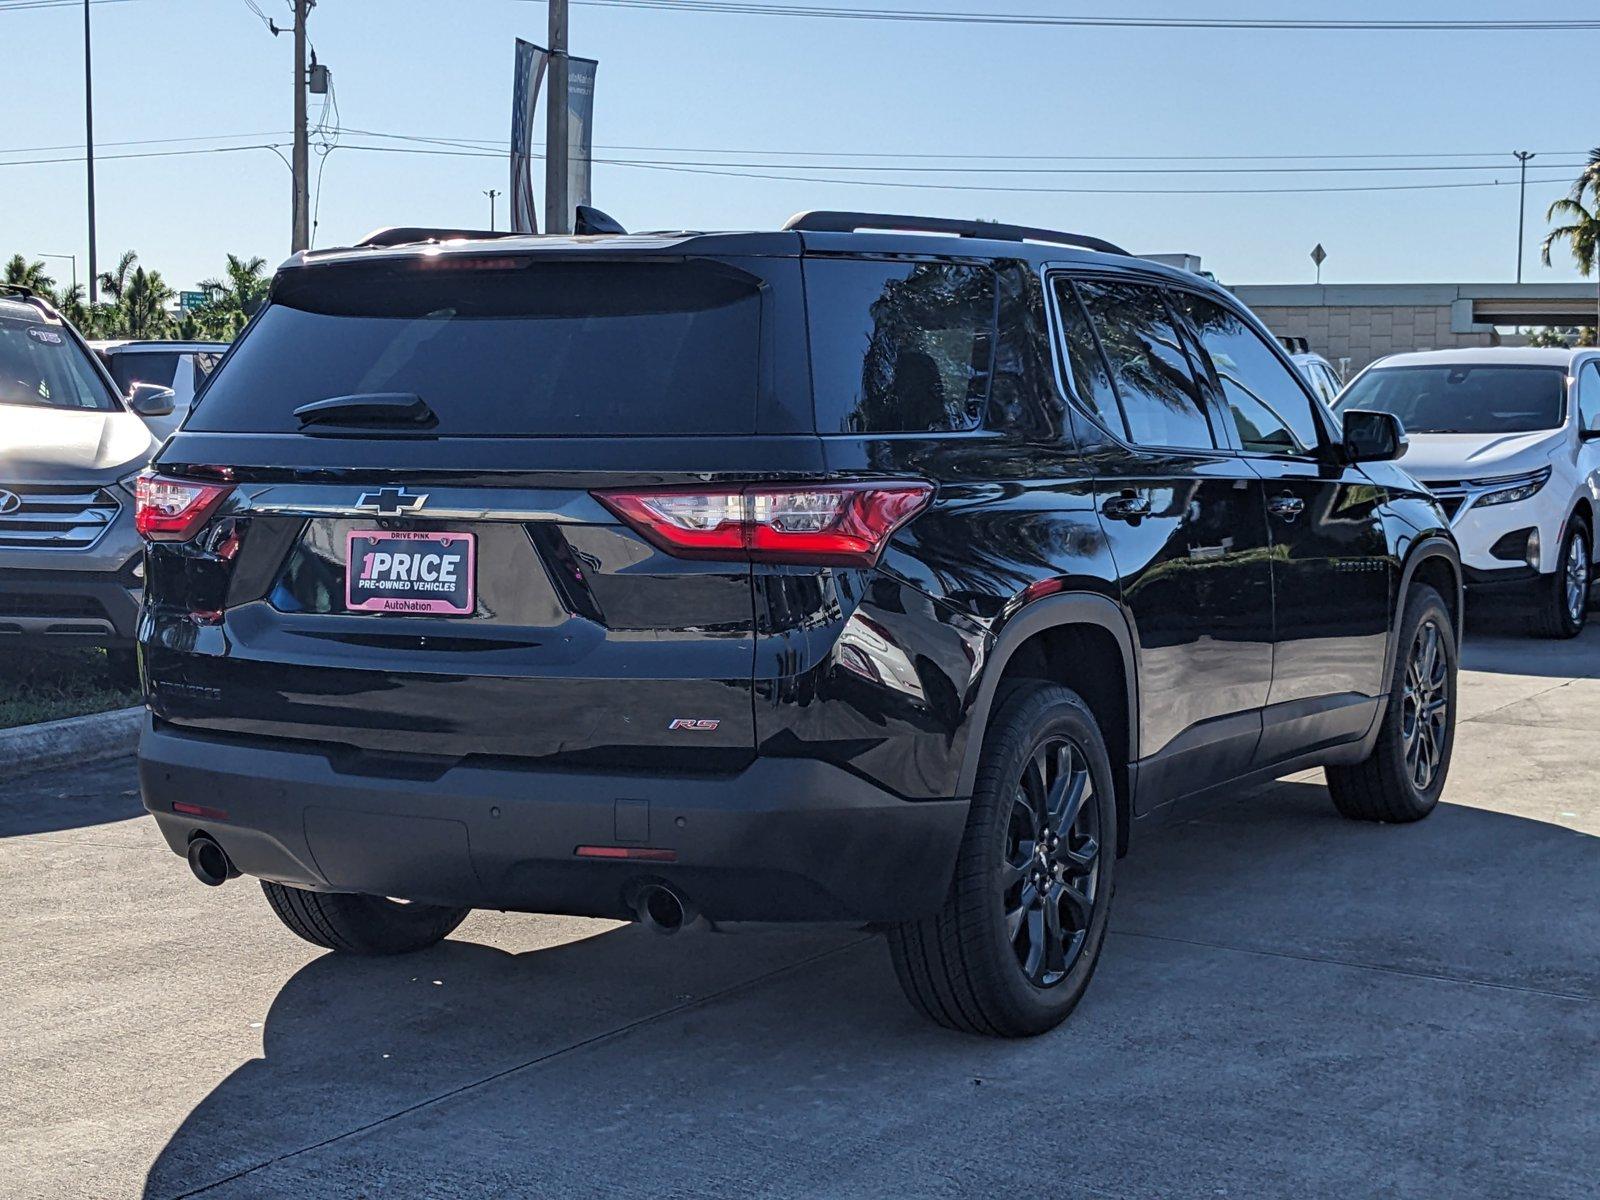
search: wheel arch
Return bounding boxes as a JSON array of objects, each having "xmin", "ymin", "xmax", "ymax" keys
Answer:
[
  {"xmin": 1393, "ymin": 537, "xmax": 1463, "ymax": 675},
  {"xmin": 959, "ymin": 593, "xmax": 1139, "ymax": 855}
]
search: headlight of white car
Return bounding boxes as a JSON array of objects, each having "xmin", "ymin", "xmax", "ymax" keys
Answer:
[{"xmin": 1473, "ymin": 466, "xmax": 1551, "ymax": 508}]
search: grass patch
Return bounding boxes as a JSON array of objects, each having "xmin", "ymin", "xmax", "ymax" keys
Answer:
[{"xmin": 0, "ymin": 645, "xmax": 140, "ymax": 730}]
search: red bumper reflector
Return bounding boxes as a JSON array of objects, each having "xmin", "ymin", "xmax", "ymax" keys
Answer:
[
  {"xmin": 172, "ymin": 801, "xmax": 229, "ymax": 820},
  {"xmin": 574, "ymin": 845, "xmax": 678, "ymax": 862}
]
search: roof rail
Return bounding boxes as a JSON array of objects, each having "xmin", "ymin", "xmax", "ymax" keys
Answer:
[
  {"xmin": 355, "ymin": 226, "xmax": 524, "ymax": 249},
  {"xmin": 782, "ymin": 211, "xmax": 1130, "ymax": 257},
  {"xmin": 0, "ymin": 282, "xmax": 37, "ymax": 300}
]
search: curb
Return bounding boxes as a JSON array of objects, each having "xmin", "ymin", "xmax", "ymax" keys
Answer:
[{"xmin": 0, "ymin": 706, "xmax": 142, "ymax": 780}]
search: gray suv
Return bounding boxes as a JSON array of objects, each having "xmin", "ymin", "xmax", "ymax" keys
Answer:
[{"xmin": 0, "ymin": 287, "xmax": 172, "ymax": 677}]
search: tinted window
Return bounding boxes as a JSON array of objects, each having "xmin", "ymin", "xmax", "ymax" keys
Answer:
[
  {"xmin": 806, "ymin": 258, "xmax": 997, "ymax": 433},
  {"xmin": 1337, "ymin": 365, "xmax": 1566, "ymax": 435},
  {"xmin": 187, "ymin": 260, "xmax": 762, "ymax": 436},
  {"xmin": 109, "ymin": 351, "xmax": 180, "ymax": 394},
  {"xmin": 1178, "ymin": 293, "xmax": 1322, "ymax": 454},
  {"xmin": 1578, "ymin": 362, "xmax": 1600, "ymax": 433},
  {"xmin": 0, "ymin": 316, "xmax": 118, "ymax": 412},
  {"xmin": 1075, "ymin": 281, "xmax": 1215, "ymax": 449},
  {"xmin": 1054, "ymin": 279, "xmax": 1126, "ymax": 437}
]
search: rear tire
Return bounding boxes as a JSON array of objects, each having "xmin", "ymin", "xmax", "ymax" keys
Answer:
[
  {"xmin": 1326, "ymin": 583, "xmax": 1456, "ymax": 823},
  {"xmin": 1530, "ymin": 520, "xmax": 1589, "ymax": 639},
  {"xmin": 888, "ymin": 683, "xmax": 1117, "ymax": 1037},
  {"xmin": 261, "ymin": 881, "xmax": 470, "ymax": 955}
]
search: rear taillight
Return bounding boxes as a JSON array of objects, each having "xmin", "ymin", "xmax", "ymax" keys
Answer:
[
  {"xmin": 134, "ymin": 472, "xmax": 234, "ymax": 542},
  {"xmin": 594, "ymin": 481, "xmax": 933, "ymax": 567}
]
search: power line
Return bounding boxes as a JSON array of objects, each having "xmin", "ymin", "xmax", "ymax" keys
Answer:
[{"xmin": 561, "ymin": 1, "xmax": 1600, "ymax": 33}]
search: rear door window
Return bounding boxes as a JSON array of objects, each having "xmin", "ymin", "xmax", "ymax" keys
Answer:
[
  {"xmin": 0, "ymin": 317, "xmax": 119, "ymax": 412},
  {"xmin": 1176, "ymin": 292, "xmax": 1324, "ymax": 454},
  {"xmin": 108, "ymin": 351, "xmax": 181, "ymax": 395},
  {"xmin": 1073, "ymin": 281, "xmax": 1216, "ymax": 450},
  {"xmin": 805, "ymin": 258, "xmax": 997, "ymax": 433},
  {"xmin": 185, "ymin": 259, "xmax": 764, "ymax": 436},
  {"xmin": 1054, "ymin": 279, "xmax": 1127, "ymax": 438}
]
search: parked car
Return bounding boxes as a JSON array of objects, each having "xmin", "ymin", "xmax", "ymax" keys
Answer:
[
  {"xmin": 0, "ymin": 286, "xmax": 174, "ymax": 681},
  {"xmin": 89, "ymin": 339, "xmax": 228, "ymax": 440},
  {"xmin": 135, "ymin": 212, "xmax": 1461, "ymax": 1036},
  {"xmin": 1276, "ymin": 336, "xmax": 1345, "ymax": 406},
  {"xmin": 1336, "ymin": 347, "xmax": 1600, "ymax": 637}
]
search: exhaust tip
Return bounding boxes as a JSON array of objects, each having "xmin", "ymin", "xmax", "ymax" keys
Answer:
[
  {"xmin": 186, "ymin": 835, "xmax": 235, "ymax": 887},
  {"xmin": 636, "ymin": 884, "xmax": 690, "ymax": 935}
]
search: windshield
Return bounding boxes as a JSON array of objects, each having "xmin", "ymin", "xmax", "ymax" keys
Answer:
[
  {"xmin": 1336, "ymin": 364, "xmax": 1566, "ymax": 434},
  {"xmin": 186, "ymin": 259, "xmax": 763, "ymax": 437},
  {"xmin": 0, "ymin": 316, "xmax": 120, "ymax": 412}
]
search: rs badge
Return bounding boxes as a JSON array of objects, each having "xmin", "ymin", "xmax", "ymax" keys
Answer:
[{"xmin": 667, "ymin": 718, "xmax": 721, "ymax": 732}]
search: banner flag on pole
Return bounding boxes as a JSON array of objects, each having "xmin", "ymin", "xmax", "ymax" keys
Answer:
[
  {"xmin": 567, "ymin": 56, "xmax": 599, "ymax": 211},
  {"xmin": 510, "ymin": 39, "xmax": 549, "ymax": 234}
]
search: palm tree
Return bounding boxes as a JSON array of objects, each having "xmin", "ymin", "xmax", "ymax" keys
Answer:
[
  {"xmin": 97, "ymin": 249, "xmax": 138, "ymax": 303},
  {"xmin": 1571, "ymin": 147, "xmax": 1600, "ymax": 204},
  {"xmin": 192, "ymin": 253, "xmax": 269, "ymax": 338},
  {"xmin": 3, "ymin": 254, "xmax": 55, "ymax": 295},
  {"xmin": 1542, "ymin": 195, "xmax": 1600, "ymax": 335},
  {"xmin": 120, "ymin": 266, "xmax": 175, "ymax": 338}
]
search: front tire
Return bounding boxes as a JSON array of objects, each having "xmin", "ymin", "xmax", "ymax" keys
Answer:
[
  {"xmin": 1531, "ymin": 520, "xmax": 1589, "ymax": 639},
  {"xmin": 261, "ymin": 881, "xmax": 470, "ymax": 955},
  {"xmin": 1326, "ymin": 583, "xmax": 1456, "ymax": 823},
  {"xmin": 888, "ymin": 683, "xmax": 1117, "ymax": 1037}
]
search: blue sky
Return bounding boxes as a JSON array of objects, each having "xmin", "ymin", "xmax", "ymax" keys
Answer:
[{"xmin": 4, "ymin": 0, "xmax": 1598, "ymax": 293}]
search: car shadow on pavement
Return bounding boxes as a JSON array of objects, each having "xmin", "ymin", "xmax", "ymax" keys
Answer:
[
  {"xmin": 139, "ymin": 776, "xmax": 1599, "ymax": 1200},
  {"xmin": 1460, "ymin": 621, "xmax": 1600, "ymax": 678},
  {"xmin": 0, "ymin": 758, "xmax": 142, "ymax": 837}
]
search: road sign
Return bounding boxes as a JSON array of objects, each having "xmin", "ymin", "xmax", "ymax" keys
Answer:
[{"xmin": 179, "ymin": 291, "xmax": 208, "ymax": 311}]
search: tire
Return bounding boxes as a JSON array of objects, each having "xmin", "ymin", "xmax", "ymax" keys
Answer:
[
  {"xmin": 1326, "ymin": 583, "xmax": 1456, "ymax": 823},
  {"xmin": 1530, "ymin": 519, "xmax": 1589, "ymax": 639},
  {"xmin": 261, "ymin": 881, "xmax": 470, "ymax": 955},
  {"xmin": 888, "ymin": 683, "xmax": 1117, "ymax": 1037}
]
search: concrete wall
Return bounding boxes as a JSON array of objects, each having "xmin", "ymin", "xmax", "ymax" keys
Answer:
[{"xmin": 1245, "ymin": 302, "xmax": 1497, "ymax": 376}]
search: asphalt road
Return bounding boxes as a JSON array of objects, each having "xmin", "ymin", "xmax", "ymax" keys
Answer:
[{"xmin": 3, "ymin": 629, "xmax": 1597, "ymax": 1199}]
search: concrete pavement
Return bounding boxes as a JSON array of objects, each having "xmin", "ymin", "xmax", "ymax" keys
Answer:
[{"xmin": 2, "ymin": 629, "xmax": 1596, "ymax": 1199}]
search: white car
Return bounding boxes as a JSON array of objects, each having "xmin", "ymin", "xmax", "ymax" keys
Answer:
[
  {"xmin": 1291, "ymin": 350, "xmax": 1344, "ymax": 408},
  {"xmin": 88, "ymin": 339, "xmax": 227, "ymax": 440},
  {"xmin": 1336, "ymin": 347, "xmax": 1600, "ymax": 637}
]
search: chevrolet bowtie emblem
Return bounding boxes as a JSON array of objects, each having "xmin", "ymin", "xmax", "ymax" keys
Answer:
[{"xmin": 356, "ymin": 487, "xmax": 429, "ymax": 516}]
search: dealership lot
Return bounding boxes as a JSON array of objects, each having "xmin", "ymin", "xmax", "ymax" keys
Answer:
[{"xmin": 2, "ymin": 628, "xmax": 1596, "ymax": 1200}]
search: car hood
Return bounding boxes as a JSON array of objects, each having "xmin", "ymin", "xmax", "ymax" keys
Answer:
[
  {"xmin": 0, "ymin": 406, "xmax": 159, "ymax": 482},
  {"xmin": 1396, "ymin": 429, "xmax": 1563, "ymax": 483}
]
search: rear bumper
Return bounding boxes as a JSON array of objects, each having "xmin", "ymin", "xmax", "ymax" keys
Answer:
[{"xmin": 139, "ymin": 719, "xmax": 968, "ymax": 924}]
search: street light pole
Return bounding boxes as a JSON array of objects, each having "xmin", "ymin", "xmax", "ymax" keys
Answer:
[
  {"xmin": 38, "ymin": 253, "xmax": 78, "ymax": 298},
  {"xmin": 1514, "ymin": 150, "xmax": 1536, "ymax": 284},
  {"xmin": 83, "ymin": 0, "xmax": 97, "ymax": 305},
  {"xmin": 545, "ymin": 0, "xmax": 570, "ymax": 235},
  {"xmin": 484, "ymin": 189, "xmax": 501, "ymax": 231}
]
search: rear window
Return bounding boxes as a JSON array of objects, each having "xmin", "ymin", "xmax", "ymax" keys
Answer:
[
  {"xmin": 186, "ymin": 259, "xmax": 763, "ymax": 436},
  {"xmin": 0, "ymin": 316, "xmax": 119, "ymax": 412},
  {"xmin": 805, "ymin": 258, "xmax": 997, "ymax": 433},
  {"xmin": 108, "ymin": 351, "xmax": 180, "ymax": 393},
  {"xmin": 1337, "ymin": 364, "xmax": 1566, "ymax": 434}
]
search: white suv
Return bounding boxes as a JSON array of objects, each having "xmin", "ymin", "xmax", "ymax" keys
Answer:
[{"xmin": 1336, "ymin": 347, "xmax": 1600, "ymax": 637}]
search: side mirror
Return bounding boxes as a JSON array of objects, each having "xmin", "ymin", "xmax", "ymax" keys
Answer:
[
  {"xmin": 1341, "ymin": 408, "xmax": 1407, "ymax": 463},
  {"xmin": 127, "ymin": 382, "xmax": 176, "ymax": 417},
  {"xmin": 1580, "ymin": 412, "xmax": 1600, "ymax": 441}
]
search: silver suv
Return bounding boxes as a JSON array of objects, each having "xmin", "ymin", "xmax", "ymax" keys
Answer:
[{"xmin": 0, "ymin": 287, "xmax": 170, "ymax": 677}]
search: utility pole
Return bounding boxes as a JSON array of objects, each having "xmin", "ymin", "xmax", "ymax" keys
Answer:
[
  {"xmin": 1514, "ymin": 151, "xmax": 1536, "ymax": 284},
  {"xmin": 291, "ymin": 0, "xmax": 313, "ymax": 253},
  {"xmin": 484, "ymin": 189, "xmax": 501, "ymax": 230},
  {"xmin": 83, "ymin": 0, "xmax": 97, "ymax": 305},
  {"xmin": 38, "ymin": 253, "xmax": 78, "ymax": 298},
  {"xmin": 545, "ymin": 0, "xmax": 570, "ymax": 235}
]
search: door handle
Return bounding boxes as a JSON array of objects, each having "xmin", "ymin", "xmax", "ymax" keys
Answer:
[
  {"xmin": 1268, "ymin": 493, "xmax": 1305, "ymax": 522},
  {"xmin": 1101, "ymin": 490, "xmax": 1150, "ymax": 521}
]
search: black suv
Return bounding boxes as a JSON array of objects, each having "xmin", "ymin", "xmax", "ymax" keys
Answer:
[{"xmin": 137, "ymin": 211, "xmax": 1460, "ymax": 1036}]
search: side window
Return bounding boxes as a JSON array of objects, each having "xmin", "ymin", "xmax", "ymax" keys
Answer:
[
  {"xmin": 1053, "ymin": 278, "xmax": 1127, "ymax": 438},
  {"xmin": 805, "ymin": 258, "xmax": 998, "ymax": 434},
  {"xmin": 1579, "ymin": 362, "xmax": 1600, "ymax": 433},
  {"xmin": 1074, "ymin": 281, "xmax": 1216, "ymax": 450},
  {"xmin": 1177, "ymin": 293, "xmax": 1324, "ymax": 455},
  {"xmin": 1318, "ymin": 363, "xmax": 1344, "ymax": 402}
]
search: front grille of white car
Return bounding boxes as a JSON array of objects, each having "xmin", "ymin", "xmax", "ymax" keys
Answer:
[{"xmin": 0, "ymin": 483, "xmax": 122, "ymax": 550}]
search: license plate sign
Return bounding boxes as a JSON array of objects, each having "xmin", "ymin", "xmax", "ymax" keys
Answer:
[{"xmin": 346, "ymin": 530, "xmax": 475, "ymax": 615}]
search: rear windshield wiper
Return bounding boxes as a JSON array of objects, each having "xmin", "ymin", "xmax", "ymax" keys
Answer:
[{"xmin": 293, "ymin": 392, "xmax": 438, "ymax": 430}]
